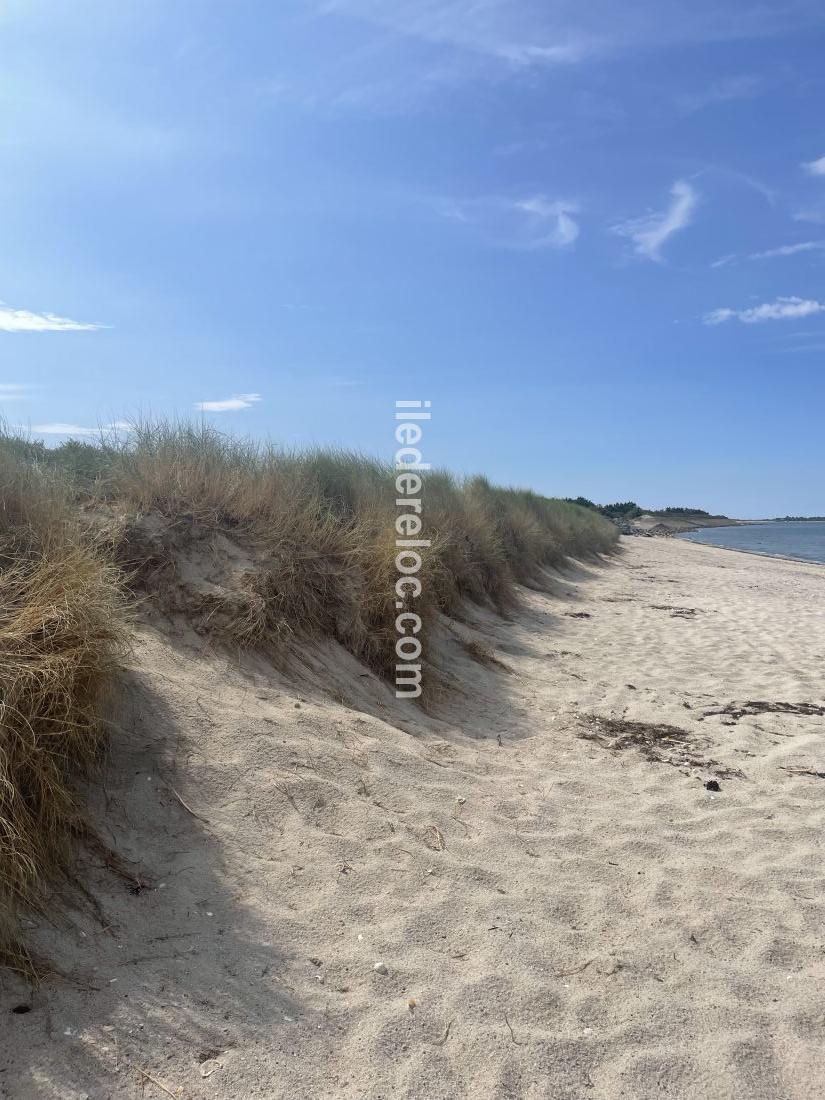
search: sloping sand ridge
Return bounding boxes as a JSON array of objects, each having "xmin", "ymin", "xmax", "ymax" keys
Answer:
[{"xmin": 3, "ymin": 537, "xmax": 825, "ymax": 1099}]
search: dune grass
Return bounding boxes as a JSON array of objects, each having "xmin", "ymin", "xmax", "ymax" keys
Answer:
[
  {"xmin": 0, "ymin": 439, "xmax": 127, "ymax": 968},
  {"xmin": 0, "ymin": 420, "xmax": 617, "ymax": 962},
  {"xmin": 100, "ymin": 421, "xmax": 618, "ymax": 670},
  {"xmin": 5, "ymin": 421, "xmax": 618, "ymax": 676}
]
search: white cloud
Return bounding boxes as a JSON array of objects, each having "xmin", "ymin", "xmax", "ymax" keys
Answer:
[
  {"xmin": 749, "ymin": 240, "xmax": 825, "ymax": 260},
  {"xmin": 515, "ymin": 197, "xmax": 580, "ymax": 247},
  {"xmin": 612, "ymin": 180, "xmax": 698, "ymax": 261},
  {"xmin": 440, "ymin": 194, "xmax": 580, "ymax": 250},
  {"xmin": 28, "ymin": 423, "xmax": 99, "ymax": 436},
  {"xmin": 704, "ymin": 296, "xmax": 825, "ymax": 325},
  {"xmin": 802, "ymin": 156, "xmax": 825, "ymax": 177},
  {"xmin": 195, "ymin": 393, "xmax": 262, "ymax": 412},
  {"xmin": 21, "ymin": 420, "xmax": 131, "ymax": 436},
  {"xmin": 0, "ymin": 303, "xmax": 105, "ymax": 332}
]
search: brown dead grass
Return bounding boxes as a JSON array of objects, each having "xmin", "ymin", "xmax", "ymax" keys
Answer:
[{"xmin": 0, "ymin": 445, "xmax": 127, "ymax": 968}]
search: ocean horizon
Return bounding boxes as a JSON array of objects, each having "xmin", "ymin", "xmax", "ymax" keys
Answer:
[{"xmin": 679, "ymin": 520, "xmax": 825, "ymax": 564}]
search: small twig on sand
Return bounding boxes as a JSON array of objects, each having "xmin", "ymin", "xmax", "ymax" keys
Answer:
[
  {"xmin": 553, "ymin": 958, "xmax": 594, "ymax": 978},
  {"xmin": 275, "ymin": 782, "xmax": 303, "ymax": 815},
  {"xmin": 167, "ymin": 785, "xmax": 211, "ymax": 825},
  {"xmin": 781, "ymin": 766, "xmax": 825, "ymax": 780},
  {"xmin": 432, "ymin": 1019, "xmax": 454, "ymax": 1046},
  {"xmin": 135, "ymin": 1066, "xmax": 181, "ymax": 1098},
  {"xmin": 504, "ymin": 1011, "xmax": 524, "ymax": 1045}
]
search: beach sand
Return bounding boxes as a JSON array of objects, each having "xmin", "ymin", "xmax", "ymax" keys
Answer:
[{"xmin": 3, "ymin": 536, "xmax": 825, "ymax": 1099}]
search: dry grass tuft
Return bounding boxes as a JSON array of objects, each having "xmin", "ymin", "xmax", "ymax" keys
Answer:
[{"xmin": 0, "ymin": 441, "xmax": 127, "ymax": 968}]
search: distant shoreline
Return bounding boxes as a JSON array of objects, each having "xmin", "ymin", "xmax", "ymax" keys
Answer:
[
  {"xmin": 673, "ymin": 533, "xmax": 825, "ymax": 568},
  {"xmin": 627, "ymin": 514, "xmax": 751, "ymax": 536}
]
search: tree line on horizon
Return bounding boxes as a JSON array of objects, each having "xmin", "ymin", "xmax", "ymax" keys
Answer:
[{"xmin": 563, "ymin": 498, "xmax": 717, "ymax": 520}]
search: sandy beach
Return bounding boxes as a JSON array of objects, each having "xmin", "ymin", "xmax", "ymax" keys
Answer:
[{"xmin": 4, "ymin": 536, "xmax": 825, "ymax": 1100}]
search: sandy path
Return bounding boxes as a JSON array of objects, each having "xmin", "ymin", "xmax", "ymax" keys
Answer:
[{"xmin": 3, "ymin": 537, "xmax": 825, "ymax": 1099}]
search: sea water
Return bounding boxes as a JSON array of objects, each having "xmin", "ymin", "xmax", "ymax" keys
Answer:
[{"xmin": 679, "ymin": 521, "xmax": 825, "ymax": 564}]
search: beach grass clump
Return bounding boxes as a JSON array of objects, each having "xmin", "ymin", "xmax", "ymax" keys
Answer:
[{"xmin": 0, "ymin": 439, "xmax": 126, "ymax": 967}]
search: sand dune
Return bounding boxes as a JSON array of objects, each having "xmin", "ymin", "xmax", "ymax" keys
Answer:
[{"xmin": 3, "ymin": 537, "xmax": 825, "ymax": 1099}]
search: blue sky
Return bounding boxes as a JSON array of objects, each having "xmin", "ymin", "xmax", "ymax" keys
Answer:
[{"xmin": 2, "ymin": 0, "xmax": 825, "ymax": 516}]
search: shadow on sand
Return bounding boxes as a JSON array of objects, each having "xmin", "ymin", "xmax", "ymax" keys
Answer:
[{"xmin": 1, "ymin": 669, "xmax": 302, "ymax": 1098}]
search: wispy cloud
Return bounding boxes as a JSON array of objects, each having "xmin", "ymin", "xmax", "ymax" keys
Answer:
[
  {"xmin": 515, "ymin": 197, "xmax": 580, "ymax": 247},
  {"xmin": 0, "ymin": 383, "xmax": 35, "ymax": 401},
  {"xmin": 749, "ymin": 240, "xmax": 825, "ymax": 260},
  {"xmin": 784, "ymin": 342, "xmax": 825, "ymax": 353},
  {"xmin": 794, "ymin": 207, "xmax": 825, "ymax": 225},
  {"xmin": 195, "ymin": 393, "xmax": 262, "ymax": 412},
  {"xmin": 318, "ymin": 1, "xmax": 823, "ymax": 72},
  {"xmin": 677, "ymin": 74, "xmax": 761, "ymax": 113},
  {"xmin": 0, "ymin": 303, "xmax": 106, "ymax": 333},
  {"xmin": 710, "ymin": 253, "xmax": 737, "ymax": 269},
  {"xmin": 704, "ymin": 297, "xmax": 825, "ymax": 325},
  {"xmin": 251, "ymin": 2, "xmax": 825, "ymax": 116},
  {"xmin": 612, "ymin": 180, "xmax": 698, "ymax": 261},
  {"xmin": 318, "ymin": 1, "xmax": 595, "ymax": 69},
  {"xmin": 711, "ymin": 240, "xmax": 825, "ymax": 266},
  {"xmin": 19, "ymin": 420, "xmax": 131, "ymax": 437},
  {"xmin": 440, "ymin": 194, "xmax": 580, "ymax": 250},
  {"xmin": 802, "ymin": 155, "xmax": 825, "ymax": 177},
  {"xmin": 491, "ymin": 42, "xmax": 589, "ymax": 66},
  {"xmin": 695, "ymin": 165, "xmax": 776, "ymax": 207},
  {"xmin": 794, "ymin": 159, "xmax": 825, "ymax": 223}
]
